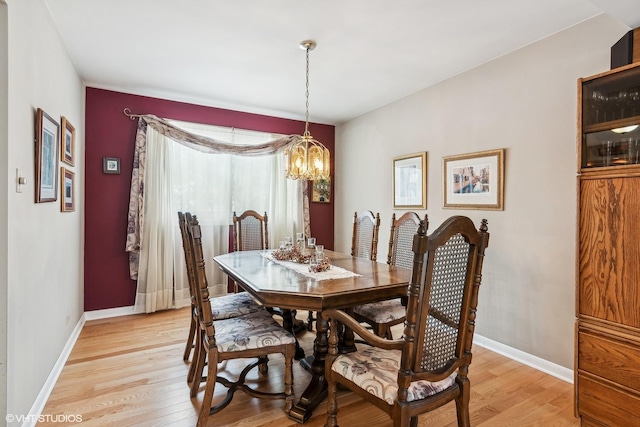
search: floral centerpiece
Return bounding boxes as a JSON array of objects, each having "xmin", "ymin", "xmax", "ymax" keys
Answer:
[
  {"xmin": 272, "ymin": 246, "xmax": 311, "ymax": 263},
  {"xmin": 271, "ymin": 246, "xmax": 331, "ymax": 272},
  {"xmin": 308, "ymin": 257, "xmax": 331, "ymax": 273}
]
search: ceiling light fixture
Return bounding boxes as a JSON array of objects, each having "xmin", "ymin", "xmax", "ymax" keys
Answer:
[
  {"xmin": 285, "ymin": 40, "xmax": 330, "ymax": 181},
  {"xmin": 611, "ymin": 124, "xmax": 639, "ymax": 134}
]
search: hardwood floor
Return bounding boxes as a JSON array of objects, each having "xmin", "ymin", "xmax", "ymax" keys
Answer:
[{"xmin": 38, "ymin": 307, "xmax": 579, "ymax": 426}]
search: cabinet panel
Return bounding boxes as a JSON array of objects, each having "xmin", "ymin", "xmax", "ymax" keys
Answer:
[
  {"xmin": 577, "ymin": 374, "xmax": 640, "ymax": 426},
  {"xmin": 578, "ymin": 328, "xmax": 640, "ymax": 391},
  {"xmin": 579, "ymin": 176, "xmax": 640, "ymax": 328}
]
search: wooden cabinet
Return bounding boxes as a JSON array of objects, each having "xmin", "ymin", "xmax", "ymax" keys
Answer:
[{"xmin": 576, "ymin": 62, "xmax": 640, "ymax": 426}]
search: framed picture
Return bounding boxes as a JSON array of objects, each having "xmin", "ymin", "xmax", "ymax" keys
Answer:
[
  {"xmin": 60, "ymin": 167, "xmax": 75, "ymax": 212},
  {"xmin": 103, "ymin": 157, "xmax": 121, "ymax": 174},
  {"xmin": 35, "ymin": 108, "xmax": 59, "ymax": 203},
  {"xmin": 393, "ymin": 152, "xmax": 427, "ymax": 209},
  {"xmin": 443, "ymin": 148, "xmax": 505, "ymax": 210},
  {"xmin": 60, "ymin": 117, "xmax": 75, "ymax": 166},
  {"xmin": 312, "ymin": 178, "xmax": 331, "ymax": 203}
]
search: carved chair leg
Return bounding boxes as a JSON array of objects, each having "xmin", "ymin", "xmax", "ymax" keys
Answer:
[
  {"xmin": 196, "ymin": 352, "xmax": 218, "ymax": 427},
  {"xmin": 189, "ymin": 332, "xmax": 205, "ymax": 397},
  {"xmin": 183, "ymin": 314, "xmax": 196, "ymax": 361},
  {"xmin": 258, "ymin": 355, "xmax": 269, "ymax": 374},
  {"xmin": 284, "ymin": 346, "xmax": 295, "ymax": 414},
  {"xmin": 325, "ymin": 318, "xmax": 340, "ymax": 427},
  {"xmin": 455, "ymin": 376, "xmax": 471, "ymax": 427}
]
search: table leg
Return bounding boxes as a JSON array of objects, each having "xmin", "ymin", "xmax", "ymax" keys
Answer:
[
  {"xmin": 282, "ymin": 309, "xmax": 306, "ymax": 360},
  {"xmin": 339, "ymin": 308, "xmax": 357, "ymax": 354},
  {"xmin": 288, "ymin": 314, "xmax": 328, "ymax": 423}
]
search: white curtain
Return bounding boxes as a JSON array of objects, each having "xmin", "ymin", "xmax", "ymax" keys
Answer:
[{"xmin": 133, "ymin": 121, "xmax": 303, "ymax": 313}]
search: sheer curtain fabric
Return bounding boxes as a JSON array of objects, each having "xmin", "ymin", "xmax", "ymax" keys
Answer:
[{"xmin": 130, "ymin": 117, "xmax": 304, "ymax": 313}]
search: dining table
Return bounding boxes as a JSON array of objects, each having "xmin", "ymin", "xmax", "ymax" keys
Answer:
[{"xmin": 213, "ymin": 249, "xmax": 412, "ymax": 423}]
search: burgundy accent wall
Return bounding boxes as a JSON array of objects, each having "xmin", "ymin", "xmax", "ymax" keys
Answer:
[{"xmin": 85, "ymin": 88, "xmax": 335, "ymax": 311}]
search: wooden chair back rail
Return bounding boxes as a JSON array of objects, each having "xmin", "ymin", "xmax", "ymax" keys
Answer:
[{"xmin": 178, "ymin": 212, "xmax": 197, "ymax": 361}]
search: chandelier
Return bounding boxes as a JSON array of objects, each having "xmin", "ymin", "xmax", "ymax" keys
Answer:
[{"xmin": 285, "ymin": 40, "xmax": 331, "ymax": 181}]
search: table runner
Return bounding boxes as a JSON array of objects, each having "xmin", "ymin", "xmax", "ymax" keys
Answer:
[{"xmin": 261, "ymin": 252, "xmax": 361, "ymax": 281}]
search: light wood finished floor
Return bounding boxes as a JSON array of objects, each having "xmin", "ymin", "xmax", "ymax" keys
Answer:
[{"xmin": 38, "ymin": 307, "xmax": 579, "ymax": 426}]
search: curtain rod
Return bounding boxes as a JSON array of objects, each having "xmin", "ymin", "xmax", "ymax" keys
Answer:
[
  {"xmin": 123, "ymin": 108, "xmax": 250, "ymax": 135},
  {"xmin": 123, "ymin": 108, "xmax": 144, "ymax": 120}
]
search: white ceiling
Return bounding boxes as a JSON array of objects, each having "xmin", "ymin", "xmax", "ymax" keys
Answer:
[{"xmin": 44, "ymin": 0, "xmax": 640, "ymax": 125}]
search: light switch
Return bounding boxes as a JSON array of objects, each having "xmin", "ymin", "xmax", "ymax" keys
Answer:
[{"xmin": 16, "ymin": 168, "xmax": 26, "ymax": 193}]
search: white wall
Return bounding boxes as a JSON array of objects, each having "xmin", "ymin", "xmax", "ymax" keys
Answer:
[
  {"xmin": 1, "ymin": 0, "xmax": 8, "ymax": 420},
  {"xmin": 335, "ymin": 14, "xmax": 630, "ymax": 369},
  {"xmin": 6, "ymin": 0, "xmax": 84, "ymax": 421}
]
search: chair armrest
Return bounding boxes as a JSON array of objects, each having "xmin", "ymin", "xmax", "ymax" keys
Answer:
[{"xmin": 322, "ymin": 308, "xmax": 404, "ymax": 351}]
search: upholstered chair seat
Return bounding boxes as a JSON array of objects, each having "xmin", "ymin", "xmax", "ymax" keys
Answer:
[
  {"xmin": 210, "ymin": 292, "xmax": 262, "ymax": 320},
  {"xmin": 212, "ymin": 309, "xmax": 297, "ymax": 352},
  {"xmin": 330, "ymin": 345, "xmax": 457, "ymax": 405},
  {"xmin": 352, "ymin": 299, "xmax": 405, "ymax": 324}
]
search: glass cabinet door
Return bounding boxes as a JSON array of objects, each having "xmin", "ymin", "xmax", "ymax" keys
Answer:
[{"xmin": 581, "ymin": 64, "xmax": 640, "ymax": 169}]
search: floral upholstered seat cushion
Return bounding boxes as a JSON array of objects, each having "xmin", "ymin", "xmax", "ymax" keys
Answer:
[
  {"xmin": 210, "ymin": 292, "xmax": 263, "ymax": 320},
  {"xmin": 353, "ymin": 298, "xmax": 405, "ymax": 322},
  {"xmin": 214, "ymin": 310, "xmax": 297, "ymax": 352},
  {"xmin": 331, "ymin": 345, "xmax": 456, "ymax": 405}
]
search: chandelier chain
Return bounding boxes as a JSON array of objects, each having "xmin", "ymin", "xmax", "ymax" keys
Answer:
[{"xmin": 304, "ymin": 45, "xmax": 310, "ymax": 136}]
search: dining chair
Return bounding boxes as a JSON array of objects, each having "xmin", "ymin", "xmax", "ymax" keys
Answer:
[
  {"xmin": 177, "ymin": 212, "xmax": 264, "ymax": 382},
  {"xmin": 352, "ymin": 211, "xmax": 426, "ymax": 339},
  {"xmin": 323, "ymin": 216, "xmax": 489, "ymax": 427},
  {"xmin": 188, "ymin": 215, "xmax": 296, "ymax": 426},
  {"xmin": 304, "ymin": 210, "xmax": 383, "ymax": 332},
  {"xmin": 232, "ymin": 209, "xmax": 306, "ymax": 357},
  {"xmin": 232, "ymin": 210, "xmax": 269, "ymax": 251},
  {"xmin": 351, "ymin": 210, "xmax": 381, "ymax": 261}
]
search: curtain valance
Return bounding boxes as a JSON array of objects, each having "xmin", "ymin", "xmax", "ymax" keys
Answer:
[{"xmin": 131, "ymin": 112, "xmax": 297, "ymax": 155}]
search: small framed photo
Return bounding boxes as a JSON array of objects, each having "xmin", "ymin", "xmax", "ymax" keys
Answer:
[
  {"xmin": 312, "ymin": 178, "xmax": 331, "ymax": 203},
  {"xmin": 60, "ymin": 116, "xmax": 75, "ymax": 166},
  {"xmin": 60, "ymin": 167, "xmax": 75, "ymax": 212},
  {"xmin": 443, "ymin": 148, "xmax": 505, "ymax": 210},
  {"xmin": 103, "ymin": 157, "xmax": 121, "ymax": 174},
  {"xmin": 35, "ymin": 108, "xmax": 60, "ymax": 203},
  {"xmin": 393, "ymin": 152, "xmax": 427, "ymax": 209}
]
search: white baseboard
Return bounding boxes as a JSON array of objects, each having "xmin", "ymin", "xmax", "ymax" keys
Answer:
[
  {"xmin": 23, "ymin": 313, "xmax": 86, "ymax": 427},
  {"xmin": 84, "ymin": 305, "xmax": 136, "ymax": 321},
  {"xmin": 474, "ymin": 334, "xmax": 574, "ymax": 384}
]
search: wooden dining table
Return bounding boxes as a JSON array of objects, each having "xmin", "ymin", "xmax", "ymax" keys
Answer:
[{"xmin": 213, "ymin": 249, "xmax": 411, "ymax": 423}]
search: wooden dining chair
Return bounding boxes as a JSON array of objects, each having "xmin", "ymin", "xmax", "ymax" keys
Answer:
[
  {"xmin": 352, "ymin": 211, "xmax": 426, "ymax": 339},
  {"xmin": 232, "ymin": 209, "xmax": 306, "ymax": 357},
  {"xmin": 351, "ymin": 210, "xmax": 381, "ymax": 261},
  {"xmin": 305, "ymin": 210, "xmax": 382, "ymax": 332},
  {"xmin": 323, "ymin": 216, "xmax": 489, "ymax": 427},
  {"xmin": 177, "ymin": 212, "xmax": 263, "ymax": 382},
  {"xmin": 232, "ymin": 210, "xmax": 269, "ymax": 251},
  {"xmin": 188, "ymin": 216, "xmax": 296, "ymax": 426}
]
